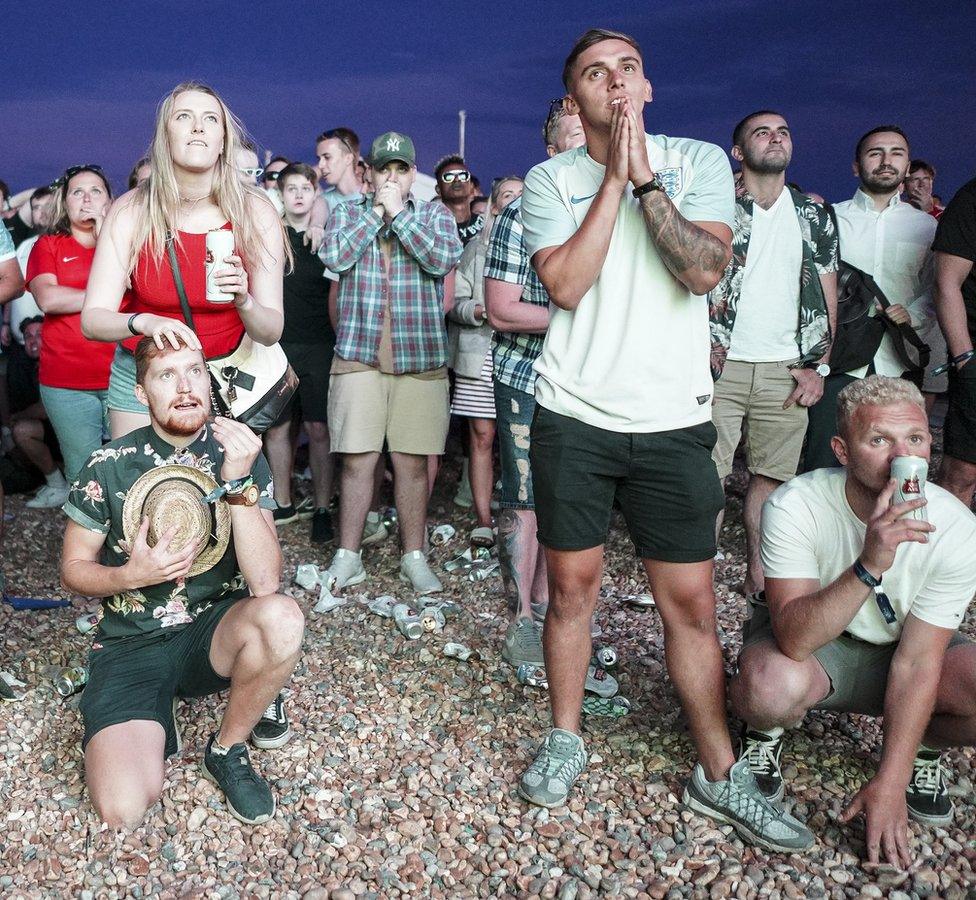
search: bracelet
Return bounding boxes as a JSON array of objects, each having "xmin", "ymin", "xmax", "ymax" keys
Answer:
[
  {"xmin": 126, "ymin": 313, "xmax": 142, "ymax": 336},
  {"xmin": 632, "ymin": 176, "xmax": 664, "ymax": 199},
  {"xmin": 931, "ymin": 349, "xmax": 974, "ymax": 376},
  {"xmin": 852, "ymin": 558, "xmax": 881, "ymax": 587},
  {"xmin": 853, "ymin": 559, "xmax": 897, "ymax": 624}
]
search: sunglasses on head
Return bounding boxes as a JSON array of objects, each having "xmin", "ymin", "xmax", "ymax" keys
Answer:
[
  {"xmin": 240, "ymin": 167, "xmax": 265, "ymax": 178},
  {"xmin": 543, "ymin": 97, "xmax": 565, "ymax": 142},
  {"xmin": 440, "ymin": 170, "xmax": 471, "ymax": 184},
  {"xmin": 54, "ymin": 164, "xmax": 104, "ymax": 188},
  {"xmin": 323, "ymin": 130, "xmax": 356, "ymax": 156},
  {"xmin": 264, "ymin": 171, "xmax": 281, "ymax": 182}
]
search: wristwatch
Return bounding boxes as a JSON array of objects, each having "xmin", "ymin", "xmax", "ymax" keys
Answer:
[
  {"xmin": 632, "ymin": 174, "xmax": 665, "ymax": 199},
  {"xmin": 200, "ymin": 475, "xmax": 256, "ymax": 506},
  {"xmin": 803, "ymin": 362, "xmax": 831, "ymax": 377},
  {"xmin": 224, "ymin": 483, "xmax": 259, "ymax": 507}
]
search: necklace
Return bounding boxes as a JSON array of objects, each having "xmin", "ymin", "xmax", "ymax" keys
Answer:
[{"xmin": 178, "ymin": 193, "xmax": 210, "ymax": 209}]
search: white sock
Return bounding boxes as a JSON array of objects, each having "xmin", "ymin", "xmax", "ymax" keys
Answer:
[
  {"xmin": 45, "ymin": 469, "xmax": 68, "ymax": 489},
  {"xmin": 754, "ymin": 725, "xmax": 785, "ymax": 740}
]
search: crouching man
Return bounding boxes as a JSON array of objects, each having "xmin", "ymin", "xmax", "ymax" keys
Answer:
[
  {"xmin": 60, "ymin": 337, "xmax": 304, "ymax": 829},
  {"xmin": 731, "ymin": 375, "xmax": 976, "ymax": 867}
]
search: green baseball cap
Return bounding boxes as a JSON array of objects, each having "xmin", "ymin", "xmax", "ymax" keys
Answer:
[{"xmin": 369, "ymin": 131, "xmax": 416, "ymax": 169}]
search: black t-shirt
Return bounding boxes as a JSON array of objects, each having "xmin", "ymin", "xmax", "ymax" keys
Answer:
[
  {"xmin": 932, "ymin": 177, "xmax": 976, "ymax": 339},
  {"xmin": 4, "ymin": 215, "xmax": 36, "ymax": 248},
  {"xmin": 281, "ymin": 227, "xmax": 336, "ymax": 347},
  {"xmin": 457, "ymin": 213, "xmax": 484, "ymax": 247},
  {"xmin": 5, "ymin": 345, "xmax": 40, "ymax": 414}
]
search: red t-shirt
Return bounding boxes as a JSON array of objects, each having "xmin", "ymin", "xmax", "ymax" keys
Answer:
[
  {"xmin": 25, "ymin": 234, "xmax": 115, "ymax": 390},
  {"xmin": 122, "ymin": 225, "xmax": 244, "ymax": 358}
]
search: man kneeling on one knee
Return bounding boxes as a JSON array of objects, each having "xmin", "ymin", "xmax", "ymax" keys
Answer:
[
  {"xmin": 60, "ymin": 337, "xmax": 304, "ymax": 829},
  {"xmin": 731, "ymin": 375, "xmax": 976, "ymax": 867}
]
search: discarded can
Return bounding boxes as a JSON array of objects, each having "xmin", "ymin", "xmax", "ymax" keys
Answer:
[
  {"xmin": 444, "ymin": 546, "xmax": 493, "ymax": 573},
  {"xmin": 392, "ymin": 603, "xmax": 423, "ymax": 640},
  {"xmin": 585, "ymin": 664, "xmax": 619, "ymax": 698},
  {"xmin": 420, "ymin": 608, "xmax": 446, "ymax": 632},
  {"xmin": 582, "ymin": 695, "xmax": 632, "ymax": 718},
  {"xmin": 443, "ymin": 642, "xmax": 480, "ymax": 662},
  {"xmin": 55, "ymin": 666, "xmax": 88, "ymax": 697},
  {"xmin": 313, "ymin": 584, "xmax": 344, "ymax": 614},
  {"xmin": 516, "ymin": 664, "xmax": 548, "ymax": 688},
  {"xmin": 75, "ymin": 612, "xmax": 100, "ymax": 635},
  {"xmin": 294, "ymin": 564, "xmax": 322, "ymax": 591},
  {"xmin": 430, "ymin": 524, "xmax": 456, "ymax": 546},
  {"xmin": 419, "ymin": 598, "xmax": 460, "ymax": 619},
  {"xmin": 205, "ymin": 228, "xmax": 237, "ymax": 303},
  {"xmin": 380, "ymin": 506, "xmax": 398, "ymax": 531},
  {"xmin": 593, "ymin": 644, "xmax": 618, "ymax": 671},
  {"xmin": 468, "ymin": 561, "xmax": 500, "ymax": 582},
  {"xmin": 624, "ymin": 593, "xmax": 656, "ymax": 609},
  {"xmin": 369, "ymin": 595, "xmax": 398, "ymax": 618}
]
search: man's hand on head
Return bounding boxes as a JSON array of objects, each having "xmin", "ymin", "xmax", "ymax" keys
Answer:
[{"xmin": 212, "ymin": 416, "xmax": 263, "ymax": 483}]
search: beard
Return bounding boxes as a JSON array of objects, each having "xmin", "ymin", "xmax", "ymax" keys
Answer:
[
  {"xmin": 743, "ymin": 146, "xmax": 791, "ymax": 175},
  {"xmin": 150, "ymin": 395, "xmax": 209, "ymax": 437},
  {"xmin": 861, "ymin": 168, "xmax": 903, "ymax": 194}
]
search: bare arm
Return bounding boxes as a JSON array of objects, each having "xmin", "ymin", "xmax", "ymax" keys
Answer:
[
  {"xmin": 228, "ymin": 505, "xmax": 281, "ymax": 597},
  {"xmin": 30, "ymin": 274, "xmax": 86, "ymax": 315},
  {"xmin": 485, "ymin": 277, "xmax": 549, "ymax": 334},
  {"xmin": 934, "ymin": 251, "xmax": 975, "ymax": 359},
  {"xmin": 819, "ymin": 269, "xmax": 838, "ymax": 360},
  {"xmin": 235, "ymin": 195, "xmax": 285, "ymax": 345},
  {"xmin": 0, "ymin": 258, "xmax": 25, "ymax": 305}
]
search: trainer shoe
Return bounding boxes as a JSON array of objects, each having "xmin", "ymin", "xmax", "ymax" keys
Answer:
[
  {"xmin": 502, "ymin": 617, "xmax": 545, "ymax": 667},
  {"xmin": 518, "ymin": 728, "xmax": 588, "ymax": 808},
  {"xmin": 585, "ymin": 664, "xmax": 618, "ymax": 698},
  {"xmin": 324, "ymin": 548, "xmax": 367, "ymax": 589},
  {"xmin": 310, "ymin": 508, "xmax": 334, "ymax": 544},
  {"xmin": 361, "ymin": 515, "xmax": 389, "ymax": 546},
  {"xmin": 202, "ymin": 735, "xmax": 276, "ymax": 824},
  {"xmin": 682, "ymin": 757, "xmax": 814, "ymax": 852},
  {"xmin": 399, "ymin": 550, "xmax": 443, "ymax": 594},
  {"xmin": 249, "ymin": 693, "xmax": 293, "ymax": 749},
  {"xmin": 906, "ymin": 747, "xmax": 954, "ymax": 826},
  {"xmin": 272, "ymin": 503, "xmax": 299, "ymax": 526},
  {"xmin": 26, "ymin": 483, "xmax": 70, "ymax": 509},
  {"xmin": 738, "ymin": 726, "xmax": 786, "ymax": 802}
]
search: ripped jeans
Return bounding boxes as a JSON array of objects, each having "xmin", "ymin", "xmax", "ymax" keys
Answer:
[{"xmin": 493, "ymin": 379, "xmax": 536, "ymax": 510}]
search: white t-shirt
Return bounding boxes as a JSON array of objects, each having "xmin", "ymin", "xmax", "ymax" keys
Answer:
[
  {"xmin": 11, "ymin": 235, "xmax": 42, "ymax": 344},
  {"xmin": 728, "ymin": 188, "xmax": 802, "ymax": 362},
  {"xmin": 762, "ymin": 467, "xmax": 976, "ymax": 644},
  {"xmin": 521, "ymin": 134, "xmax": 735, "ymax": 433}
]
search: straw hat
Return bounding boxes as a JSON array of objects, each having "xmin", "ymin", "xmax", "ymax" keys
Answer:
[{"xmin": 122, "ymin": 465, "xmax": 231, "ymax": 577}]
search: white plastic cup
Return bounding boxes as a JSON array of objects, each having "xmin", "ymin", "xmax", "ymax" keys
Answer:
[
  {"xmin": 205, "ymin": 229, "xmax": 236, "ymax": 303},
  {"xmin": 890, "ymin": 455, "xmax": 928, "ymax": 522}
]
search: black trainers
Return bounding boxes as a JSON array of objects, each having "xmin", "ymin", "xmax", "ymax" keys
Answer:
[
  {"xmin": 311, "ymin": 507, "xmax": 334, "ymax": 544},
  {"xmin": 738, "ymin": 726, "xmax": 785, "ymax": 802},
  {"xmin": 273, "ymin": 503, "xmax": 299, "ymax": 526},
  {"xmin": 906, "ymin": 748, "xmax": 954, "ymax": 826},
  {"xmin": 202, "ymin": 735, "xmax": 276, "ymax": 824},
  {"xmin": 249, "ymin": 693, "xmax": 293, "ymax": 749}
]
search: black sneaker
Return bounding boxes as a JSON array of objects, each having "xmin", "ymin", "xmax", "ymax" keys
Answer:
[
  {"xmin": 273, "ymin": 503, "xmax": 298, "ymax": 526},
  {"xmin": 738, "ymin": 726, "xmax": 785, "ymax": 802},
  {"xmin": 202, "ymin": 735, "xmax": 276, "ymax": 824},
  {"xmin": 249, "ymin": 693, "xmax": 293, "ymax": 749},
  {"xmin": 310, "ymin": 507, "xmax": 334, "ymax": 544},
  {"xmin": 906, "ymin": 748, "xmax": 954, "ymax": 826}
]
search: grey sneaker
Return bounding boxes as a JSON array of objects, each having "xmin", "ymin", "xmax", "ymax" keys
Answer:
[
  {"xmin": 502, "ymin": 617, "xmax": 544, "ymax": 667},
  {"xmin": 682, "ymin": 757, "xmax": 814, "ymax": 852},
  {"xmin": 26, "ymin": 483, "xmax": 70, "ymax": 509},
  {"xmin": 399, "ymin": 551, "xmax": 443, "ymax": 594},
  {"xmin": 361, "ymin": 516, "xmax": 389, "ymax": 546},
  {"xmin": 738, "ymin": 727, "xmax": 786, "ymax": 801},
  {"xmin": 324, "ymin": 548, "xmax": 367, "ymax": 589},
  {"xmin": 518, "ymin": 729, "xmax": 587, "ymax": 808}
]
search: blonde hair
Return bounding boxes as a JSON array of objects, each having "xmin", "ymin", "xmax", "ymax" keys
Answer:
[
  {"xmin": 48, "ymin": 166, "xmax": 113, "ymax": 236},
  {"xmin": 837, "ymin": 375, "xmax": 925, "ymax": 436},
  {"xmin": 477, "ymin": 176, "xmax": 524, "ymax": 253},
  {"xmin": 124, "ymin": 81, "xmax": 287, "ymax": 277}
]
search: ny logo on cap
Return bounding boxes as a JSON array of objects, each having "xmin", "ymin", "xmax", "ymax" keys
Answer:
[{"xmin": 386, "ymin": 134, "xmax": 402, "ymax": 151}]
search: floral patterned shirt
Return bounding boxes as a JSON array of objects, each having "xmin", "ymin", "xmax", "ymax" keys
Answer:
[
  {"xmin": 63, "ymin": 424, "xmax": 275, "ymax": 642},
  {"xmin": 708, "ymin": 185, "xmax": 838, "ymax": 379}
]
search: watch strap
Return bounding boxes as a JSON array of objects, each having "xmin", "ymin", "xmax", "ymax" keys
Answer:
[{"xmin": 632, "ymin": 176, "xmax": 664, "ymax": 199}]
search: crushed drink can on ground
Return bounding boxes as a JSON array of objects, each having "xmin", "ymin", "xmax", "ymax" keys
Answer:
[
  {"xmin": 55, "ymin": 666, "xmax": 88, "ymax": 697},
  {"xmin": 444, "ymin": 545, "xmax": 493, "ymax": 573},
  {"xmin": 582, "ymin": 695, "xmax": 632, "ymax": 718},
  {"xmin": 313, "ymin": 581, "xmax": 344, "ymax": 614},
  {"xmin": 75, "ymin": 612, "xmax": 100, "ymax": 634},
  {"xmin": 468, "ymin": 561, "xmax": 500, "ymax": 582},
  {"xmin": 420, "ymin": 608, "xmax": 446, "ymax": 632},
  {"xmin": 624, "ymin": 593, "xmax": 656, "ymax": 609},
  {"xmin": 443, "ymin": 642, "xmax": 480, "ymax": 662},
  {"xmin": 430, "ymin": 524, "xmax": 456, "ymax": 546},
  {"xmin": 392, "ymin": 603, "xmax": 423, "ymax": 640},
  {"xmin": 369, "ymin": 595, "xmax": 398, "ymax": 618},
  {"xmin": 294, "ymin": 564, "xmax": 322, "ymax": 591},
  {"xmin": 593, "ymin": 644, "xmax": 618, "ymax": 671},
  {"xmin": 516, "ymin": 664, "xmax": 548, "ymax": 688}
]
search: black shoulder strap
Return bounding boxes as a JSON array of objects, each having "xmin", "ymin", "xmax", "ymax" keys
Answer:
[{"xmin": 165, "ymin": 234, "xmax": 197, "ymax": 332}]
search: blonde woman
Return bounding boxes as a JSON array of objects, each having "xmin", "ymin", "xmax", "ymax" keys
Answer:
[{"xmin": 82, "ymin": 82, "xmax": 287, "ymax": 438}]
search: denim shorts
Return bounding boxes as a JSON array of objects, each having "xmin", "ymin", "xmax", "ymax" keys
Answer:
[
  {"xmin": 494, "ymin": 380, "xmax": 536, "ymax": 510},
  {"xmin": 38, "ymin": 384, "xmax": 110, "ymax": 484},
  {"xmin": 107, "ymin": 345, "xmax": 149, "ymax": 414}
]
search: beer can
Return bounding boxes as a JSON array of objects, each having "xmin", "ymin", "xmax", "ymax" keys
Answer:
[
  {"xmin": 890, "ymin": 455, "xmax": 928, "ymax": 522},
  {"xmin": 75, "ymin": 612, "xmax": 100, "ymax": 635},
  {"xmin": 516, "ymin": 664, "xmax": 548, "ymax": 688},
  {"xmin": 468, "ymin": 561, "xmax": 500, "ymax": 582},
  {"xmin": 205, "ymin": 229, "xmax": 236, "ymax": 303},
  {"xmin": 392, "ymin": 603, "xmax": 423, "ymax": 640},
  {"xmin": 55, "ymin": 666, "xmax": 88, "ymax": 697},
  {"xmin": 593, "ymin": 644, "xmax": 618, "ymax": 671},
  {"xmin": 444, "ymin": 642, "xmax": 480, "ymax": 662},
  {"xmin": 420, "ymin": 608, "xmax": 446, "ymax": 632},
  {"xmin": 369, "ymin": 595, "xmax": 397, "ymax": 618},
  {"xmin": 294, "ymin": 564, "xmax": 322, "ymax": 591},
  {"xmin": 430, "ymin": 524, "xmax": 456, "ymax": 547}
]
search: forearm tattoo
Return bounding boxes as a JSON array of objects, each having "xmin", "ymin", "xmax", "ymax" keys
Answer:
[
  {"xmin": 497, "ymin": 509, "xmax": 525, "ymax": 617},
  {"xmin": 639, "ymin": 193, "xmax": 729, "ymax": 281}
]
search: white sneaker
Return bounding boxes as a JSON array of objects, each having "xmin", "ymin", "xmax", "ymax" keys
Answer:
[
  {"xmin": 361, "ymin": 517, "xmax": 389, "ymax": 546},
  {"xmin": 26, "ymin": 483, "xmax": 70, "ymax": 509},
  {"xmin": 324, "ymin": 548, "xmax": 367, "ymax": 589},
  {"xmin": 399, "ymin": 550, "xmax": 443, "ymax": 594}
]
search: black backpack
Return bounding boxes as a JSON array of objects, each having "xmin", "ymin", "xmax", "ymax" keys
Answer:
[{"xmin": 826, "ymin": 205, "xmax": 930, "ymax": 382}]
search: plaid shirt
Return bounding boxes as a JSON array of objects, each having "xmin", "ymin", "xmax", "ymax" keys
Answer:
[
  {"xmin": 321, "ymin": 196, "xmax": 462, "ymax": 374},
  {"xmin": 484, "ymin": 197, "xmax": 550, "ymax": 395}
]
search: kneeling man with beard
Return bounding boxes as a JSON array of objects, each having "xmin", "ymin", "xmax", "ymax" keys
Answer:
[{"xmin": 61, "ymin": 336, "xmax": 304, "ymax": 829}]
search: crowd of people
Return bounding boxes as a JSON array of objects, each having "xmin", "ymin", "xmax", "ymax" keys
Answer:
[{"xmin": 2, "ymin": 26, "xmax": 975, "ymax": 871}]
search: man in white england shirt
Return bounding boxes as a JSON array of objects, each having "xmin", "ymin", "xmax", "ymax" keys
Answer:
[{"xmin": 517, "ymin": 27, "xmax": 813, "ymax": 851}]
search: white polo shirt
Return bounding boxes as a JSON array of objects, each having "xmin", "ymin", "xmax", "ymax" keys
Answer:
[{"xmin": 521, "ymin": 134, "xmax": 735, "ymax": 433}]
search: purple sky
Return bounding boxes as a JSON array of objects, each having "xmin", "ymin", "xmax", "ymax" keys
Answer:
[{"xmin": 4, "ymin": 1, "xmax": 974, "ymax": 204}]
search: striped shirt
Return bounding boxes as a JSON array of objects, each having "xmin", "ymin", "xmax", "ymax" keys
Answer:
[
  {"xmin": 321, "ymin": 196, "xmax": 462, "ymax": 374},
  {"xmin": 484, "ymin": 197, "xmax": 550, "ymax": 395}
]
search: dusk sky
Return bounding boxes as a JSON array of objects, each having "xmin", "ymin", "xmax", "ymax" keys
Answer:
[{"xmin": 4, "ymin": 1, "xmax": 974, "ymax": 204}]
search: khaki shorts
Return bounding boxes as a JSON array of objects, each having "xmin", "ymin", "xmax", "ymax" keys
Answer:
[
  {"xmin": 712, "ymin": 358, "xmax": 807, "ymax": 481},
  {"xmin": 741, "ymin": 600, "xmax": 971, "ymax": 717},
  {"xmin": 328, "ymin": 369, "xmax": 449, "ymax": 455}
]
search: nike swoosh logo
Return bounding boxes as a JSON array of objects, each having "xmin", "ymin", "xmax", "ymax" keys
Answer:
[
  {"xmin": 62, "ymin": 256, "xmax": 79, "ymax": 262},
  {"xmin": 570, "ymin": 193, "xmax": 597, "ymax": 205}
]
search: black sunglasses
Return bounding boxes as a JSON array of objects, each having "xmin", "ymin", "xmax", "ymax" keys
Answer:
[
  {"xmin": 264, "ymin": 171, "xmax": 281, "ymax": 182},
  {"xmin": 543, "ymin": 98, "xmax": 565, "ymax": 144},
  {"xmin": 323, "ymin": 130, "xmax": 356, "ymax": 156},
  {"xmin": 54, "ymin": 164, "xmax": 104, "ymax": 189}
]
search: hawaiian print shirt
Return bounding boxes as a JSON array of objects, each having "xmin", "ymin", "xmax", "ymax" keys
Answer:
[
  {"xmin": 63, "ymin": 424, "xmax": 274, "ymax": 642},
  {"xmin": 708, "ymin": 185, "xmax": 838, "ymax": 379}
]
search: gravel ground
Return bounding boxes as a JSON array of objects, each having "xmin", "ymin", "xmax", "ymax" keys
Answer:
[{"xmin": 1, "ymin": 435, "xmax": 975, "ymax": 898}]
